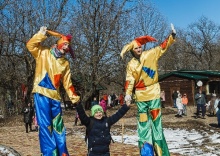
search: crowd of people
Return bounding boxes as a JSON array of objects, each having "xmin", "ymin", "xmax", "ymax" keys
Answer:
[
  {"xmin": 171, "ymin": 89, "xmax": 220, "ymax": 127},
  {"xmin": 102, "ymin": 93, "xmax": 125, "ymax": 108}
]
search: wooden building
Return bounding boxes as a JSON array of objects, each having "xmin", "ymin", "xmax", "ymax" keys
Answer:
[{"xmin": 159, "ymin": 70, "xmax": 220, "ymax": 107}]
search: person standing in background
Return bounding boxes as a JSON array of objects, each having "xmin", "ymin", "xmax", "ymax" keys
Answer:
[
  {"xmin": 23, "ymin": 102, "xmax": 34, "ymax": 133},
  {"xmin": 195, "ymin": 89, "xmax": 206, "ymax": 119},
  {"xmin": 33, "ymin": 113, "xmax": 38, "ymax": 132},
  {"xmin": 214, "ymin": 95, "xmax": 220, "ymax": 127},
  {"xmin": 99, "ymin": 98, "xmax": 107, "ymax": 117},
  {"xmin": 119, "ymin": 93, "xmax": 124, "ymax": 106},
  {"xmin": 217, "ymin": 105, "xmax": 220, "ymax": 127},
  {"xmin": 182, "ymin": 93, "xmax": 188, "ymax": 116},
  {"xmin": 103, "ymin": 93, "xmax": 108, "ymax": 106},
  {"xmin": 108, "ymin": 94, "xmax": 112, "ymax": 107},
  {"xmin": 208, "ymin": 93, "xmax": 216, "ymax": 116},
  {"xmin": 176, "ymin": 94, "xmax": 183, "ymax": 117},
  {"xmin": 172, "ymin": 90, "xmax": 178, "ymax": 108},
  {"xmin": 74, "ymin": 110, "xmax": 81, "ymax": 126},
  {"xmin": 91, "ymin": 97, "xmax": 98, "ymax": 107},
  {"xmin": 160, "ymin": 90, "xmax": 166, "ymax": 108}
]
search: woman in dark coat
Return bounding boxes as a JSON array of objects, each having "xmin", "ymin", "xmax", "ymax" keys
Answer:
[{"xmin": 23, "ymin": 102, "xmax": 34, "ymax": 133}]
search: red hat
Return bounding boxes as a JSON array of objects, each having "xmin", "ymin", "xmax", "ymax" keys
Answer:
[
  {"xmin": 47, "ymin": 30, "xmax": 72, "ymax": 44},
  {"xmin": 120, "ymin": 35, "xmax": 157, "ymax": 58},
  {"xmin": 47, "ymin": 30, "xmax": 75, "ymax": 59}
]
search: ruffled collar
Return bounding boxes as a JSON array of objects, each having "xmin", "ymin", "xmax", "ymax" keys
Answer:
[{"xmin": 50, "ymin": 48, "xmax": 64, "ymax": 58}]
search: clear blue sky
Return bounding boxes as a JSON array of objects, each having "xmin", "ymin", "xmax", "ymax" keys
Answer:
[{"xmin": 150, "ymin": 0, "xmax": 220, "ymax": 28}]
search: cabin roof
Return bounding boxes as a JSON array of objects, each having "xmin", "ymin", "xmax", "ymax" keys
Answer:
[{"xmin": 159, "ymin": 70, "xmax": 220, "ymax": 81}]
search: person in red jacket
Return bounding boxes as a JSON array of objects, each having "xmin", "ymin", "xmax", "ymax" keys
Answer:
[{"xmin": 119, "ymin": 93, "xmax": 124, "ymax": 106}]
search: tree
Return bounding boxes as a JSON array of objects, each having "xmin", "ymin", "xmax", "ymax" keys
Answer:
[
  {"xmin": 0, "ymin": 0, "xmax": 73, "ymax": 103},
  {"xmin": 158, "ymin": 16, "xmax": 220, "ymax": 72},
  {"xmin": 68, "ymin": 0, "xmax": 133, "ymax": 102},
  {"xmin": 185, "ymin": 16, "xmax": 220, "ymax": 70}
]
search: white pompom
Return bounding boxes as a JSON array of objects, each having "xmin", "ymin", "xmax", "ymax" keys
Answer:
[{"xmin": 197, "ymin": 81, "xmax": 203, "ymax": 86}]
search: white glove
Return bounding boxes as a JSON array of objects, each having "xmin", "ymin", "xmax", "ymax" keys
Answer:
[
  {"xmin": 125, "ymin": 95, "xmax": 132, "ymax": 102},
  {"xmin": 39, "ymin": 26, "xmax": 47, "ymax": 35},
  {"xmin": 171, "ymin": 23, "xmax": 176, "ymax": 34}
]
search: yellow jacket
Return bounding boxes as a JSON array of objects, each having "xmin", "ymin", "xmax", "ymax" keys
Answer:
[
  {"xmin": 26, "ymin": 32, "xmax": 80, "ymax": 104},
  {"xmin": 125, "ymin": 34, "xmax": 175, "ymax": 101}
]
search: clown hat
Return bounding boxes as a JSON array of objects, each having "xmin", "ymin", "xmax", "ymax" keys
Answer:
[
  {"xmin": 47, "ymin": 30, "xmax": 72, "ymax": 45},
  {"xmin": 120, "ymin": 35, "xmax": 157, "ymax": 58},
  {"xmin": 47, "ymin": 30, "xmax": 75, "ymax": 59}
]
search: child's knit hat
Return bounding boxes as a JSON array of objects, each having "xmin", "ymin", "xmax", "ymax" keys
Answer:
[{"xmin": 91, "ymin": 105, "xmax": 103, "ymax": 116}]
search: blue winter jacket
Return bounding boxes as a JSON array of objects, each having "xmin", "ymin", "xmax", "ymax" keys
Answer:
[{"xmin": 195, "ymin": 93, "xmax": 206, "ymax": 105}]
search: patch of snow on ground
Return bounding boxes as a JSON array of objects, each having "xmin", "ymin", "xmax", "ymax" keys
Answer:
[
  {"xmin": 112, "ymin": 128, "xmax": 220, "ymax": 156},
  {"xmin": 0, "ymin": 147, "xmax": 17, "ymax": 156}
]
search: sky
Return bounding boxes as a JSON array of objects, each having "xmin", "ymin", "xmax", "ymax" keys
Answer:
[{"xmin": 150, "ymin": 0, "xmax": 220, "ymax": 29}]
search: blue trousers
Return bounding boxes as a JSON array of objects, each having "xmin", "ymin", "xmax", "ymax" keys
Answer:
[
  {"xmin": 34, "ymin": 93, "xmax": 69, "ymax": 156},
  {"xmin": 196, "ymin": 104, "xmax": 206, "ymax": 117},
  {"xmin": 173, "ymin": 99, "xmax": 177, "ymax": 108}
]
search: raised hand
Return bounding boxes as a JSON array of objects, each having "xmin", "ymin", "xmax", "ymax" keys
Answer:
[
  {"xmin": 39, "ymin": 26, "xmax": 47, "ymax": 35},
  {"xmin": 171, "ymin": 23, "xmax": 176, "ymax": 38}
]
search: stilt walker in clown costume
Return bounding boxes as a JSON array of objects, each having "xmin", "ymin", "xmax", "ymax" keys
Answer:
[
  {"xmin": 120, "ymin": 24, "xmax": 176, "ymax": 156},
  {"xmin": 26, "ymin": 26, "xmax": 80, "ymax": 156}
]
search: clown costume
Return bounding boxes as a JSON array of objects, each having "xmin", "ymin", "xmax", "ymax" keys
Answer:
[
  {"xmin": 121, "ymin": 24, "xmax": 176, "ymax": 156},
  {"xmin": 26, "ymin": 26, "xmax": 80, "ymax": 156}
]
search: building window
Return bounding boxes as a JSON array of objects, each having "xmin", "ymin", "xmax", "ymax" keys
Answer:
[{"xmin": 209, "ymin": 81, "xmax": 220, "ymax": 94}]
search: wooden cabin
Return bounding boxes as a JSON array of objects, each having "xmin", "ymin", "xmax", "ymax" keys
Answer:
[{"xmin": 159, "ymin": 70, "xmax": 220, "ymax": 107}]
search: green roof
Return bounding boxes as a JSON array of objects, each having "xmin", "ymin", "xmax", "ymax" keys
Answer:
[
  {"xmin": 159, "ymin": 70, "xmax": 220, "ymax": 81},
  {"xmin": 179, "ymin": 70, "xmax": 220, "ymax": 76}
]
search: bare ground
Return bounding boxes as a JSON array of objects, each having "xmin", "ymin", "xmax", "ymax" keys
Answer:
[{"xmin": 0, "ymin": 104, "xmax": 219, "ymax": 156}]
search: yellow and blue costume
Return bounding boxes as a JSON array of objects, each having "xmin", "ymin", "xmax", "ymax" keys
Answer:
[
  {"xmin": 26, "ymin": 30, "xmax": 80, "ymax": 156},
  {"xmin": 121, "ymin": 34, "xmax": 175, "ymax": 156}
]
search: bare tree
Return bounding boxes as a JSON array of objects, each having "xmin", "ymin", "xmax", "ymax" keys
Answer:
[
  {"xmin": 159, "ymin": 16, "xmax": 220, "ymax": 72},
  {"xmin": 68, "ymin": 0, "xmax": 132, "ymax": 101},
  {"xmin": 185, "ymin": 16, "xmax": 220, "ymax": 70},
  {"xmin": 132, "ymin": 1, "xmax": 168, "ymax": 40},
  {"xmin": 0, "ymin": 0, "xmax": 73, "ymax": 103},
  {"xmin": 1, "ymin": 0, "xmax": 219, "ymax": 110}
]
